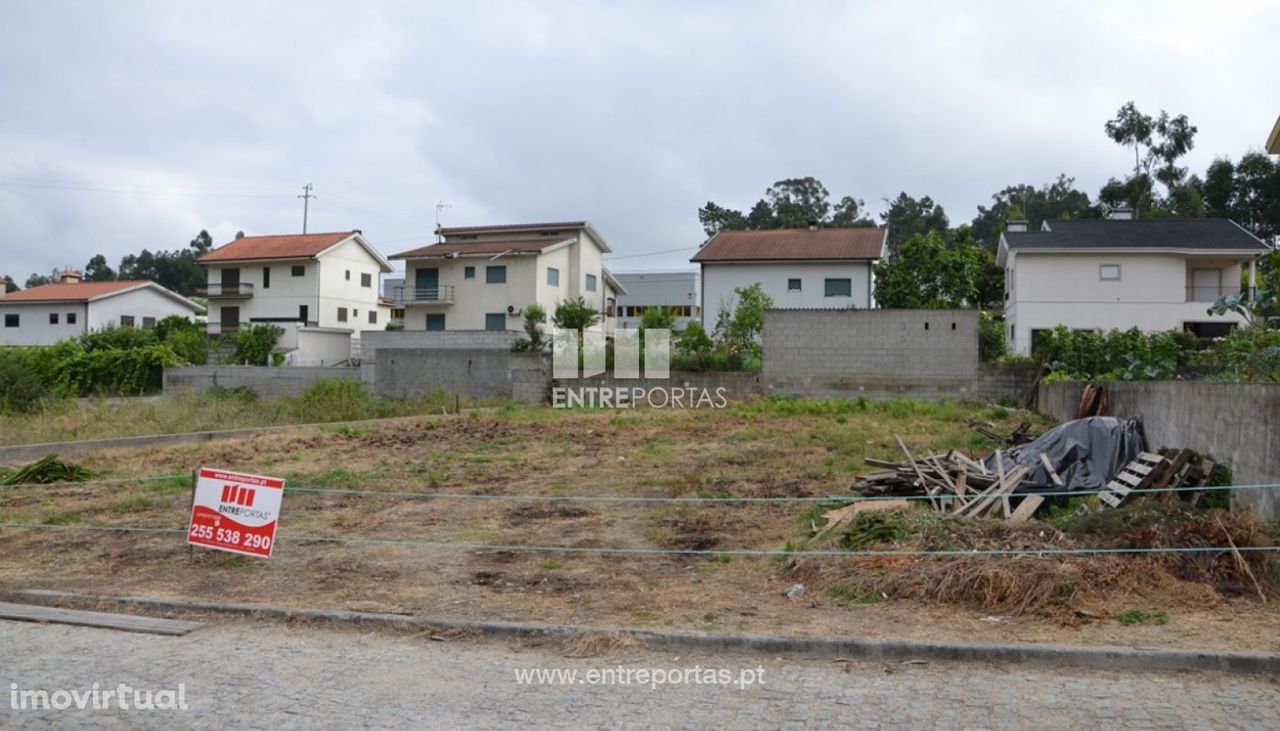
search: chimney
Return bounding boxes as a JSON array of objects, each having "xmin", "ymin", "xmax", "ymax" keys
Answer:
[
  {"xmin": 1106, "ymin": 207, "xmax": 1136, "ymax": 221},
  {"xmin": 58, "ymin": 268, "xmax": 83, "ymax": 284},
  {"xmin": 1006, "ymin": 219, "xmax": 1029, "ymax": 233},
  {"xmin": 807, "ymin": 223, "xmax": 819, "ymax": 231}
]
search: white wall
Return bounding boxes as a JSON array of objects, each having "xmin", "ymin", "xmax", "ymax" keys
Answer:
[
  {"xmin": 316, "ymin": 238, "xmax": 386, "ymax": 335},
  {"xmin": 85, "ymin": 287, "xmax": 198, "ymax": 331},
  {"xmin": 0, "ymin": 302, "xmax": 88, "ymax": 345},
  {"xmin": 700, "ymin": 261, "xmax": 873, "ymax": 331},
  {"xmin": 1005, "ymin": 252, "xmax": 1251, "ymax": 355},
  {"xmin": 206, "ymin": 260, "xmax": 318, "ymax": 328},
  {"xmin": 403, "ymin": 256, "xmax": 538, "ymax": 331}
]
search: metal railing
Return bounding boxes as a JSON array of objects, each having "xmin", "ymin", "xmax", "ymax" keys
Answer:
[
  {"xmin": 1185, "ymin": 285, "xmax": 1251, "ymax": 303},
  {"xmin": 394, "ymin": 285, "xmax": 455, "ymax": 303},
  {"xmin": 198, "ymin": 282, "xmax": 255, "ymax": 298}
]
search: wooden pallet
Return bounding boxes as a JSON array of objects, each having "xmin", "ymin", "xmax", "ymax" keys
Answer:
[{"xmin": 1100, "ymin": 452, "xmax": 1165, "ymax": 507}]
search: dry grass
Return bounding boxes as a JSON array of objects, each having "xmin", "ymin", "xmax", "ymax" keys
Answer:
[
  {"xmin": 561, "ymin": 631, "xmax": 646, "ymax": 657},
  {"xmin": 1, "ymin": 398, "xmax": 1277, "ymax": 651}
]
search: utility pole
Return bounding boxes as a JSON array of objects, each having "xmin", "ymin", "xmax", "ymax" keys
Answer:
[
  {"xmin": 298, "ymin": 184, "xmax": 316, "ymax": 233},
  {"xmin": 435, "ymin": 200, "xmax": 451, "ymax": 242}
]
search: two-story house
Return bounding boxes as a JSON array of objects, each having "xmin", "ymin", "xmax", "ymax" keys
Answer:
[
  {"xmin": 389, "ymin": 221, "xmax": 625, "ymax": 332},
  {"xmin": 197, "ymin": 230, "xmax": 393, "ymax": 364},
  {"xmin": 998, "ymin": 212, "xmax": 1270, "ymax": 355},
  {"xmin": 0, "ymin": 269, "xmax": 202, "ymax": 346},
  {"xmin": 691, "ymin": 227, "xmax": 887, "ymax": 332}
]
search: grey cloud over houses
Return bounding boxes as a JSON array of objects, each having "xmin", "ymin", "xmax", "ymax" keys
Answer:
[{"xmin": 0, "ymin": 0, "xmax": 1276, "ymax": 282}]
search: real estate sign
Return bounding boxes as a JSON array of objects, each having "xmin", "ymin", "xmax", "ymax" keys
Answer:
[{"xmin": 186, "ymin": 467, "xmax": 285, "ymax": 558}]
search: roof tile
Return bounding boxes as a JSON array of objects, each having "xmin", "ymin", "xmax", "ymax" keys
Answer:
[
  {"xmin": 198, "ymin": 231, "xmax": 357, "ymax": 263},
  {"xmin": 691, "ymin": 228, "xmax": 886, "ymax": 262}
]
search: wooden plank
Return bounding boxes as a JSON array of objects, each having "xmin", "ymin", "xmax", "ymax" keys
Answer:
[
  {"xmin": 958, "ymin": 464, "xmax": 1029, "ymax": 518},
  {"xmin": 1009, "ymin": 495, "xmax": 1045, "ymax": 522},
  {"xmin": 0, "ymin": 602, "xmax": 203, "ymax": 636},
  {"xmin": 1038, "ymin": 453, "xmax": 1066, "ymax": 488},
  {"xmin": 895, "ymin": 435, "xmax": 940, "ymax": 511}
]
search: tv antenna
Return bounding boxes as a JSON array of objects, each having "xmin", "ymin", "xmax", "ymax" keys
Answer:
[{"xmin": 435, "ymin": 201, "xmax": 452, "ymax": 242}]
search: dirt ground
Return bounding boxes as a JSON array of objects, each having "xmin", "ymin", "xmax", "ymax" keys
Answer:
[{"xmin": 2, "ymin": 400, "xmax": 1277, "ymax": 653}]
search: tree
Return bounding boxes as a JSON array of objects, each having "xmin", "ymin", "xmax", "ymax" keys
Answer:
[
  {"xmin": 25, "ymin": 270, "xmax": 57, "ymax": 289},
  {"xmin": 639, "ymin": 306, "xmax": 677, "ymax": 331},
  {"xmin": 766, "ymin": 177, "xmax": 832, "ymax": 227},
  {"xmin": 1203, "ymin": 158, "xmax": 1236, "ymax": 219},
  {"xmin": 970, "ymin": 176, "xmax": 1095, "ymax": 250},
  {"xmin": 2, "ymin": 275, "xmax": 17, "ymax": 293},
  {"xmin": 513, "ymin": 303, "xmax": 548, "ymax": 351},
  {"xmin": 552, "ymin": 297, "xmax": 599, "ymax": 332},
  {"xmin": 189, "ymin": 229, "xmax": 214, "ymax": 254},
  {"xmin": 697, "ymin": 177, "xmax": 873, "ymax": 238},
  {"xmin": 881, "ymin": 192, "xmax": 948, "ymax": 256},
  {"xmin": 697, "ymin": 202, "xmax": 746, "ymax": 237},
  {"xmin": 872, "ymin": 231, "xmax": 981, "ymax": 309},
  {"xmin": 1104, "ymin": 101, "xmax": 1155, "ymax": 181},
  {"xmin": 116, "ymin": 231, "xmax": 208, "ymax": 296},
  {"xmin": 829, "ymin": 195, "xmax": 874, "ymax": 227},
  {"xmin": 83, "ymin": 254, "xmax": 116, "ymax": 282},
  {"xmin": 1150, "ymin": 111, "xmax": 1198, "ymax": 192},
  {"xmin": 716, "ymin": 283, "xmax": 773, "ymax": 362}
]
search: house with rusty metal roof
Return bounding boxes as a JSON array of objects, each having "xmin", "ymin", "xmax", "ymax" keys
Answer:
[
  {"xmin": 389, "ymin": 222, "xmax": 625, "ymax": 333},
  {"xmin": 996, "ymin": 210, "xmax": 1271, "ymax": 355},
  {"xmin": 0, "ymin": 269, "xmax": 201, "ymax": 346},
  {"xmin": 196, "ymin": 230, "xmax": 393, "ymax": 365},
  {"xmin": 690, "ymin": 226, "xmax": 888, "ymax": 331}
]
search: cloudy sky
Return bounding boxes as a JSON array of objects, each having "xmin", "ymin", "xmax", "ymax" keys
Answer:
[{"xmin": 1, "ymin": 0, "xmax": 1276, "ymax": 282}]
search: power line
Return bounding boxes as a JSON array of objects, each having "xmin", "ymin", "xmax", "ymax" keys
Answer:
[{"xmin": 605, "ymin": 246, "xmax": 700, "ymax": 261}]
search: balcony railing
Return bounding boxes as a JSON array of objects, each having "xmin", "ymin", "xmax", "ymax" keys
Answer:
[
  {"xmin": 1186, "ymin": 285, "xmax": 1252, "ymax": 303},
  {"xmin": 394, "ymin": 285, "xmax": 455, "ymax": 304},
  {"xmin": 198, "ymin": 283, "xmax": 255, "ymax": 298}
]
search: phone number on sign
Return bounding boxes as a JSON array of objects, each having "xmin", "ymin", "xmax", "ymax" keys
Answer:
[{"xmin": 188, "ymin": 524, "xmax": 273, "ymax": 551}]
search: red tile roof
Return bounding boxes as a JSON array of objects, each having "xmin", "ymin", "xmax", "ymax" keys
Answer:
[
  {"xmin": 438, "ymin": 222, "xmax": 587, "ymax": 236},
  {"xmin": 0, "ymin": 280, "xmax": 151, "ymax": 302},
  {"xmin": 691, "ymin": 228, "xmax": 886, "ymax": 262},
  {"xmin": 391, "ymin": 238, "xmax": 569, "ymax": 259},
  {"xmin": 198, "ymin": 231, "xmax": 357, "ymax": 263}
]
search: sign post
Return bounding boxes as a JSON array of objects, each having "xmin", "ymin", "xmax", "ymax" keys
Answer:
[{"xmin": 186, "ymin": 467, "xmax": 285, "ymax": 558}]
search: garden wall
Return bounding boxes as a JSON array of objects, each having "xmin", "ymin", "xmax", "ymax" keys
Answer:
[
  {"xmin": 1039, "ymin": 380, "xmax": 1280, "ymax": 520},
  {"xmin": 163, "ymin": 366, "xmax": 359, "ymax": 397}
]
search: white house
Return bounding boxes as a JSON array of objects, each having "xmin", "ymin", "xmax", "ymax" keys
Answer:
[
  {"xmin": 613, "ymin": 271, "xmax": 700, "ymax": 330},
  {"xmin": 691, "ymin": 227, "xmax": 887, "ymax": 331},
  {"xmin": 389, "ymin": 221, "xmax": 626, "ymax": 332},
  {"xmin": 197, "ymin": 230, "xmax": 393, "ymax": 365},
  {"xmin": 0, "ymin": 270, "xmax": 202, "ymax": 346},
  {"xmin": 998, "ymin": 212, "xmax": 1271, "ymax": 355}
]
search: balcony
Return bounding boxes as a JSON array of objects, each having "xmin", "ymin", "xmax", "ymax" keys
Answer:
[
  {"xmin": 1186, "ymin": 285, "xmax": 1252, "ymax": 303},
  {"xmin": 199, "ymin": 283, "xmax": 255, "ymax": 299},
  {"xmin": 395, "ymin": 285, "xmax": 455, "ymax": 304}
]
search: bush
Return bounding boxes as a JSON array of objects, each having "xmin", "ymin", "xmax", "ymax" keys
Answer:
[
  {"xmin": 289, "ymin": 378, "xmax": 383, "ymax": 423},
  {"xmin": 52, "ymin": 344, "xmax": 182, "ymax": 396},
  {"xmin": 1035, "ymin": 326, "xmax": 1197, "ymax": 380},
  {"xmin": 80, "ymin": 325, "xmax": 157, "ymax": 352},
  {"xmin": 0, "ymin": 349, "xmax": 55, "ymax": 413},
  {"xmin": 1207, "ymin": 328, "xmax": 1280, "ymax": 381},
  {"xmin": 223, "ymin": 324, "xmax": 283, "ymax": 366},
  {"xmin": 979, "ymin": 311, "xmax": 1007, "ymax": 362}
]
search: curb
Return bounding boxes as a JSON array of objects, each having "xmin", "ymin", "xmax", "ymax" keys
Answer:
[{"xmin": 11, "ymin": 589, "xmax": 1279, "ymax": 676}]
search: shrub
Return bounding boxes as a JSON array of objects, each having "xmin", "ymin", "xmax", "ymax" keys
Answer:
[
  {"xmin": 1035, "ymin": 326, "xmax": 1196, "ymax": 380},
  {"xmin": 80, "ymin": 324, "xmax": 157, "ymax": 352},
  {"xmin": 289, "ymin": 378, "xmax": 382, "ymax": 423},
  {"xmin": 640, "ymin": 306, "xmax": 677, "ymax": 331},
  {"xmin": 552, "ymin": 297, "xmax": 599, "ymax": 331},
  {"xmin": 513, "ymin": 303, "xmax": 548, "ymax": 352},
  {"xmin": 223, "ymin": 324, "xmax": 283, "ymax": 366},
  {"xmin": 52, "ymin": 344, "xmax": 182, "ymax": 396},
  {"xmin": 979, "ymin": 311, "xmax": 1007, "ymax": 362},
  {"xmin": 0, "ymin": 349, "xmax": 54, "ymax": 413}
]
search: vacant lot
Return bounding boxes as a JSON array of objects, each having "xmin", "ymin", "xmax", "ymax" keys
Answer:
[{"xmin": 1, "ymin": 398, "xmax": 1276, "ymax": 652}]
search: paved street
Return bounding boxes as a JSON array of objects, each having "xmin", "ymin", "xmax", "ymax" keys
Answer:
[{"xmin": 1, "ymin": 618, "xmax": 1277, "ymax": 729}]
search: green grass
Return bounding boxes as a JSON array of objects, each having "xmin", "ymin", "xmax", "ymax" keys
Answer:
[{"xmin": 1116, "ymin": 608, "xmax": 1169, "ymax": 626}]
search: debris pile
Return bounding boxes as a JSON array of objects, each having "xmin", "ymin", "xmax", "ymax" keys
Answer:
[
  {"xmin": 853, "ymin": 417, "xmax": 1223, "ymax": 520},
  {"xmin": 1, "ymin": 454, "xmax": 91, "ymax": 485}
]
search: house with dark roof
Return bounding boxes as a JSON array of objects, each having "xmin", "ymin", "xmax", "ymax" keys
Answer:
[
  {"xmin": 196, "ymin": 230, "xmax": 393, "ymax": 364},
  {"xmin": 997, "ymin": 211, "xmax": 1271, "ymax": 355},
  {"xmin": 389, "ymin": 222, "xmax": 625, "ymax": 333},
  {"xmin": 690, "ymin": 227, "xmax": 888, "ymax": 331},
  {"xmin": 0, "ymin": 269, "xmax": 201, "ymax": 346}
]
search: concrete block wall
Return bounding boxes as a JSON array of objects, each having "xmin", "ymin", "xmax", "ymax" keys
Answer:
[
  {"xmin": 375, "ymin": 348, "xmax": 548, "ymax": 404},
  {"xmin": 164, "ymin": 366, "xmax": 358, "ymax": 397},
  {"xmin": 359, "ymin": 330, "xmax": 519, "ymax": 383},
  {"xmin": 1039, "ymin": 380, "xmax": 1280, "ymax": 520},
  {"xmin": 559, "ymin": 371, "xmax": 762, "ymax": 400},
  {"xmin": 763, "ymin": 309, "xmax": 979, "ymax": 380}
]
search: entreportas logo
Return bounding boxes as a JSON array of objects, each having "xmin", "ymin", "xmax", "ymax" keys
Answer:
[
  {"xmin": 220, "ymin": 484, "xmax": 256, "ymax": 507},
  {"xmin": 550, "ymin": 326, "xmax": 726, "ymax": 409}
]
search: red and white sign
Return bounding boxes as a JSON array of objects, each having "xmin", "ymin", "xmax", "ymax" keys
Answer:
[{"xmin": 186, "ymin": 467, "xmax": 285, "ymax": 558}]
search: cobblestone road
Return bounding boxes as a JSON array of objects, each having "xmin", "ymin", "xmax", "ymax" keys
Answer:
[{"xmin": 1, "ymin": 619, "xmax": 1277, "ymax": 729}]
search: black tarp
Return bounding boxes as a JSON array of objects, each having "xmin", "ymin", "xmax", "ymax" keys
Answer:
[{"xmin": 982, "ymin": 416, "xmax": 1147, "ymax": 490}]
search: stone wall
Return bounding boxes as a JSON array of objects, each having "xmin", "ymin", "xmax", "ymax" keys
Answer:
[
  {"xmin": 763, "ymin": 309, "xmax": 979, "ymax": 380},
  {"xmin": 1039, "ymin": 380, "xmax": 1280, "ymax": 520},
  {"xmin": 163, "ymin": 366, "xmax": 358, "ymax": 397}
]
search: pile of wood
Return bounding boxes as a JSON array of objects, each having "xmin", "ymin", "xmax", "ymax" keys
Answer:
[
  {"xmin": 965, "ymin": 418, "xmax": 1039, "ymax": 446},
  {"xmin": 854, "ymin": 438, "xmax": 1221, "ymax": 522}
]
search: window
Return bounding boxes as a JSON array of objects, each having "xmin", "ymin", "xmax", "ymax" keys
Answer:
[
  {"xmin": 345, "ymin": 270, "xmax": 351, "ymax": 281},
  {"xmin": 547, "ymin": 267, "xmax": 560, "ymax": 286},
  {"xmin": 262, "ymin": 267, "xmax": 271, "ymax": 289},
  {"xmin": 787, "ymin": 278, "xmax": 802, "ymax": 292},
  {"xmin": 361, "ymin": 272, "xmax": 372, "ymax": 288},
  {"xmin": 67, "ymin": 312, "xmax": 77, "ymax": 325},
  {"xmin": 464, "ymin": 266, "xmax": 475, "ymax": 279},
  {"xmin": 337, "ymin": 307, "xmax": 348, "ymax": 322},
  {"xmin": 49, "ymin": 313, "xmax": 59, "ymax": 324},
  {"xmin": 426, "ymin": 313, "xmax": 446, "ymax": 331},
  {"xmin": 352, "ymin": 309, "xmax": 358, "ymax": 319},
  {"xmin": 1100, "ymin": 264, "xmax": 1121, "ymax": 281},
  {"xmin": 291, "ymin": 265, "xmax": 305, "ymax": 277},
  {"xmin": 368, "ymin": 310, "xmax": 377, "ymax": 325},
  {"xmin": 824, "ymin": 278, "xmax": 852, "ymax": 297},
  {"xmin": 585, "ymin": 274, "xmax": 597, "ymax": 292},
  {"xmin": 120, "ymin": 315, "xmax": 135, "ymax": 327},
  {"xmin": 4, "ymin": 314, "xmax": 18, "ymax": 327},
  {"xmin": 299, "ymin": 305, "xmax": 309, "ymax": 322},
  {"xmin": 486, "ymin": 266, "xmax": 506, "ymax": 284},
  {"xmin": 143, "ymin": 317, "xmax": 156, "ymax": 328},
  {"xmin": 485, "ymin": 313, "xmax": 506, "ymax": 331}
]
